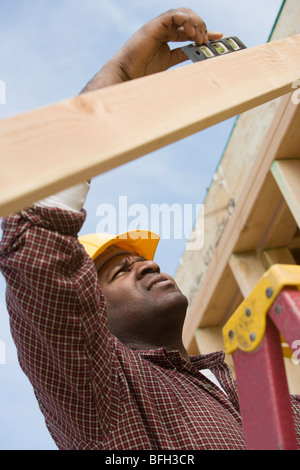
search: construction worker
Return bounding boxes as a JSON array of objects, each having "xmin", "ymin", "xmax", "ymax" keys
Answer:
[{"xmin": 1, "ymin": 8, "xmax": 300, "ymax": 451}]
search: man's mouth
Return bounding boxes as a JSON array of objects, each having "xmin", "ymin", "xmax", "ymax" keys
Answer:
[{"xmin": 148, "ymin": 275, "xmax": 174, "ymax": 291}]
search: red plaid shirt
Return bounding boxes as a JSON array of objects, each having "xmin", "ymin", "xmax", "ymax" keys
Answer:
[{"xmin": 1, "ymin": 206, "xmax": 300, "ymax": 450}]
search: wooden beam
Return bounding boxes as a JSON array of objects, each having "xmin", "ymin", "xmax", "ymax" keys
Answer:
[
  {"xmin": 261, "ymin": 247, "xmax": 297, "ymax": 268},
  {"xmin": 233, "ymin": 172, "xmax": 284, "ymax": 252},
  {"xmin": 1, "ymin": 35, "xmax": 300, "ymax": 217},
  {"xmin": 234, "ymin": 171, "xmax": 297, "ymax": 253},
  {"xmin": 271, "ymin": 159, "xmax": 300, "ymax": 227},
  {"xmin": 229, "ymin": 252, "xmax": 266, "ymax": 298}
]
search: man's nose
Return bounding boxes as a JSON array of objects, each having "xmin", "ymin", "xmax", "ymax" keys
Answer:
[{"xmin": 135, "ymin": 259, "xmax": 160, "ymax": 279}]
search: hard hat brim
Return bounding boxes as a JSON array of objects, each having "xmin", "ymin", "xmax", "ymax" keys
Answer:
[{"xmin": 79, "ymin": 230, "xmax": 160, "ymax": 262}]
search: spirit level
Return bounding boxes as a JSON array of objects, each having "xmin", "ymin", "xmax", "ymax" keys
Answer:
[{"xmin": 182, "ymin": 36, "xmax": 247, "ymax": 63}]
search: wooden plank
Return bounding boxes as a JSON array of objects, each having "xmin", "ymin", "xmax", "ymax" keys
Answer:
[
  {"xmin": 288, "ymin": 230, "xmax": 300, "ymax": 251},
  {"xmin": 262, "ymin": 199, "xmax": 297, "ymax": 250},
  {"xmin": 195, "ymin": 326, "xmax": 225, "ymax": 354},
  {"xmin": 188, "ymin": 262, "xmax": 242, "ymax": 328},
  {"xmin": 261, "ymin": 247, "xmax": 296, "ymax": 268},
  {"xmin": 234, "ymin": 171, "xmax": 297, "ymax": 253},
  {"xmin": 271, "ymin": 159, "xmax": 300, "ymax": 227},
  {"xmin": 229, "ymin": 252, "xmax": 266, "ymax": 297},
  {"xmin": 1, "ymin": 35, "xmax": 300, "ymax": 217},
  {"xmin": 234, "ymin": 172, "xmax": 284, "ymax": 252}
]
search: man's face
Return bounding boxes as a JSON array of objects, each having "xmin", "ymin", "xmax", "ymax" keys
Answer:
[{"xmin": 96, "ymin": 249, "xmax": 188, "ymax": 345}]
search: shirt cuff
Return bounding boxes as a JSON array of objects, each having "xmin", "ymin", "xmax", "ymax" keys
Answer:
[{"xmin": 34, "ymin": 181, "xmax": 90, "ymax": 213}]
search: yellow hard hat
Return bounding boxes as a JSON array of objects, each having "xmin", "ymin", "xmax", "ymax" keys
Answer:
[{"xmin": 79, "ymin": 230, "xmax": 160, "ymax": 262}]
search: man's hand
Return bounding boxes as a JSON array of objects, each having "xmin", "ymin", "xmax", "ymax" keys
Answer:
[
  {"xmin": 82, "ymin": 8, "xmax": 222, "ymax": 92},
  {"xmin": 112, "ymin": 8, "xmax": 222, "ymax": 79}
]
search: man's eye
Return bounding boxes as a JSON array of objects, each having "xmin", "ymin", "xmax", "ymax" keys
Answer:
[
  {"xmin": 110, "ymin": 257, "xmax": 142, "ymax": 282},
  {"xmin": 113, "ymin": 267, "xmax": 125, "ymax": 279},
  {"xmin": 112, "ymin": 262, "xmax": 130, "ymax": 280}
]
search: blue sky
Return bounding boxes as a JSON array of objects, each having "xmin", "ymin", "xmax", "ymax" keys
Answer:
[{"xmin": 0, "ymin": 0, "xmax": 284, "ymax": 450}]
